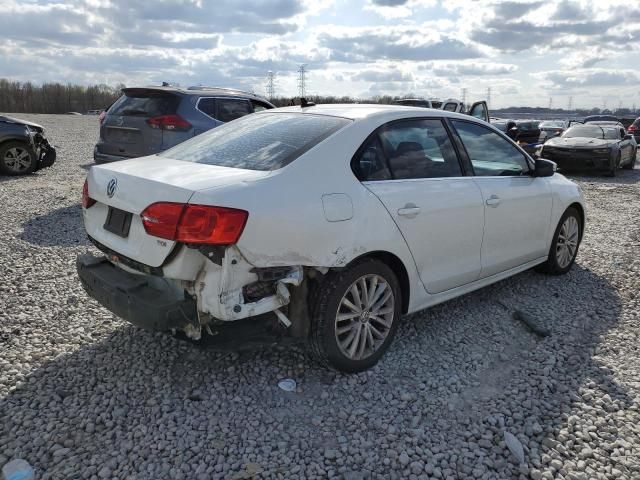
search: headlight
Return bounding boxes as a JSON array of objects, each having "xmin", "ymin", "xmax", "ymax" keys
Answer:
[{"xmin": 593, "ymin": 148, "xmax": 609, "ymax": 154}]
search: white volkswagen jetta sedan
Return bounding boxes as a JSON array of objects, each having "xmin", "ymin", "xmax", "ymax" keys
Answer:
[{"xmin": 78, "ymin": 104, "xmax": 585, "ymax": 372}]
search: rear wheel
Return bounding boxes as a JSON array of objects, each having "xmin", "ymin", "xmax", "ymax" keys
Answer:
[
  {"xmin": 536, "ymin": 207, "xmax": 581, "ymax": 275},
  {"xmin": 0, "ymin": 141, "xmax": 37, "ymax": 175},
  {"xmin": 309, "ymin": 259, "xmax": 402, "ymax": 372}
]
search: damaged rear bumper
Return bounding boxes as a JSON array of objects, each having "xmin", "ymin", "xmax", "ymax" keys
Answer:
[{"xmin": 76, "ymin": 254, "xmax": 198, "ymax": 332}]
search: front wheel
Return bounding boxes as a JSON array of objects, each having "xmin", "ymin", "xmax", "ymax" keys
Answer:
[
  {"xmin": 607, "ymin": 153, "xmax": 620, "ymax": 177},
  {"xmin": 536, "ymin": 207, "xmax": 582, "ymax": 275},
  {"xmin": 622, "ymin": 149, "xmax": 636, "ymax": 170},
  {"xmin": 0, "ymin": 141, "xmax": 37, "ymax": 175},
  {"xmin": 308, "ymin": 259, "xmax": 402, "ymax": 372}
]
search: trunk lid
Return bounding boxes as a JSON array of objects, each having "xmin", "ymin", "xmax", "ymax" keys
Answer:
[
  {"xmin": 546, "ymin": 137, "xmax": 613, "ymax": 148},
  {"xmin": 84, "ymin": 157, "xmax": 270, "ymax": 267},
  {"xmin": 99, "ymin": 89, "xmax": 183, "ymax": 158}
]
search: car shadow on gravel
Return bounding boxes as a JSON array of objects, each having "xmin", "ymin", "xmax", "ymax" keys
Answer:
[
  {"xmin": 20, "ymin": 204, "xmax": 89, "ymax": 247},
  {"xmin": 0, "ymin": 263, "xmax": 632, "ymax": 478}
]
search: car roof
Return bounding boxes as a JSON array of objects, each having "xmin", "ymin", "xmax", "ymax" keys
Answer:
[
  {"xmin": 121, "ymin": 85, "xmax": 272, "ymax": 102},
  {"xmin": 266, "ymin": 103, "xmax": 479, "ymax": 122},
  {"xmin": 587, "ymin": 121, "xmax": 623, "ymax": 127}
]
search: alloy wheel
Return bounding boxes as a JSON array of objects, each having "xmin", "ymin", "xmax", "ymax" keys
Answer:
[
  {"xmin": 3, "ymin": 147, "xmax": 32, "ymax": 173},
  {"xmin": 335, "ymin": 274, "xmax": 395, "ymax": 361},
  {"xmin": 556, "ymin": 216, "xmax": 579, "ymax": 269}
]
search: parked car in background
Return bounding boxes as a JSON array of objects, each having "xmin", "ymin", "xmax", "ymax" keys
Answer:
[
  {"xmin": 94, "ymin": 86, "xmax": 275, "ymax": 163},
  {"xmin": 78, "ymin": 104, "xmax": 584, "ymax": 372},
  {"xmin": 540, "ymin": 123, "xmax": 636, "ymax": 176},
  {"xmin": 0, "ymin": 115, "xmax": 56, "ymax": 175},
  {"xmin": 626, "ymin": 117, "xmax": 640, "ymax": 142},
  {"xmin": 392, "ymin": 98, "xmax": 490, "ymax": 122}
]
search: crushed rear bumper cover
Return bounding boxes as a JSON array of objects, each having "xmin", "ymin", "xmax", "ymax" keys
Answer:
[{"xmin": 76, "ymin": 254, "xmax": 198, "ymax": 332}]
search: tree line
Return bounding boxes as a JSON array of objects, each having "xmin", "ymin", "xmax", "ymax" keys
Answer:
[{"xmin": 0, "ymin": 79, "xmax": 123, "ymax": 114}]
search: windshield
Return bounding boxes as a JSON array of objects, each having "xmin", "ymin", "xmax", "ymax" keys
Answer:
[
  {"xmin": 540, "ymin": 121, "xmax": 564, "ymax": 128},
  {"xmin": 562, "ymin": 125, "xmax": 606, "ymax": 139},
  {"xmin": 160, "ymin": 112, "xmax": 351, "ymax": 171}
]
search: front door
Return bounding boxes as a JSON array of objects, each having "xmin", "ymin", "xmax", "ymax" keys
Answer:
[
  {"xmin": 450, "ymin": 119, "xmax": 553, "ymax": 278},
  {"xmin": 353, "ymin": 118, "xmax": 485, "ymax": 294}
]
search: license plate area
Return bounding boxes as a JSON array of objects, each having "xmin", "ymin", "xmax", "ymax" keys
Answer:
[{"xmin": 103, "ymin": 207, "xmax": 133, "ymax": 238}]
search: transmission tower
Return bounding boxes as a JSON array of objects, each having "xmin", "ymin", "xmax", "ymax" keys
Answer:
[
  {"xmin": 548, "ymin": 97, "xmax": 553, "ymax": 109},
  {"xmin": 568, "ymin": 96, "xmax": 573, "ymax": 111},
  {"xmin": 297, "ymin": 64, "xmax": 307, "ymax": 98},
  {"xmin": 266, "ymin": 71, "xmax": 275, "ymax": 100},
  {"xmin": 486, "ymin": 87, "xmax": 492, "ymax": 109},
  {"xmin": 461, "ymin": 88, "xmax": 468, "ymax": 106}
]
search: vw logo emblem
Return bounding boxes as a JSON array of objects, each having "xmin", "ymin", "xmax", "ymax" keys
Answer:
[{"xmin": 107, "ymin": 178, "xmax": 117, "ymax": 198}]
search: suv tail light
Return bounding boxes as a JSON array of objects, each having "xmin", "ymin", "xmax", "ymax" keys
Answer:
[
  {"xmin": 141, "ymin": 202, "xmax": 248, "ymax": 245},
  {"xmin": 82, "ymin": 179, "xmax": 96, "ymax": 209},
  {"xmin": 146, "ymin": 114, "xmax": 191, "ymax": 131},
  {"xmin": 628, "ymin": 124, "xmax": 638, "ymax": 133}
]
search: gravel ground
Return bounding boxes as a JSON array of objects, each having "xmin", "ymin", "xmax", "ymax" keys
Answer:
[{"xmin": 1, "ymin": 114, "xmax": 639, "ymax": 480}]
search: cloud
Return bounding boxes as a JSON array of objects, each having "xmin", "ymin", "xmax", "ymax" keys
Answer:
[
  {"xmin": 426, "ymin": 61, "xmax": 518, "ymax": 76},
  {"xmin": 538, "ymin": 69, "xmax": 640, "ymax": 90},
  {"xmin": 318, "ymin": 26, "xmax": 484, "ymax": 63}
]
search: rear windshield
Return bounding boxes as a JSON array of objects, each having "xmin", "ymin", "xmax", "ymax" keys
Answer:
[
  {"xmin": 160, "ymin": 112, "xmax": 351, "ymax": 171},
  {"xmin": 109, "ymin": 93, "xmax": 179, "ymax": 117}
]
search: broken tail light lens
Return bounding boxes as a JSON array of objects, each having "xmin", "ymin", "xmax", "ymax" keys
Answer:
[
  {"xmin": 82, "ymin": 179, "xmax": 96, "ymax": 209},
  {"xmin": 141, "ymin": 202, "xmax": 248, "ymax": 245},
  {"xmin": 146, "ymin": 115, "xmax": 191, "ymax": 131}
]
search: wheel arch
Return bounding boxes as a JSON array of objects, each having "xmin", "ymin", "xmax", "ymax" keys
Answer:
[{"xmin": 346, "ymin": 250, "xmax": 411, "ymax": 314}]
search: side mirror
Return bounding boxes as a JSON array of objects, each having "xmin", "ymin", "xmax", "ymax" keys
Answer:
[{"xmin": 534, "ymin": 158, "xmax": 556, "ymax": 177}]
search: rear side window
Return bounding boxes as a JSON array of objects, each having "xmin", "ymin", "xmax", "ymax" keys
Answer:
[
  {"xmin": 443, "ymin": 102, "xmax": 458, "ymax": 112},
  {"xmin": 353, "ymin": 119, "xmax": 462, "ymax": 180},
  {"xmin": 109, "ymin": 94, "xmax": 179, "ymax": 117},
  {"xmin": 160, "ymin": 113, "xmax": 351, "ymax": 171},
  {"xmin": 216, "ymin": 98, "xmax": 252, "ymax": 122}
]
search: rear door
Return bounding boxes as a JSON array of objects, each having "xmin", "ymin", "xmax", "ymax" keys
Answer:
[
  {"xmin": 449, "ymin": 119, "xmax": 552, "ymax": 278},
  {"xmin": 100, "ymin": 89, "xmax": 182, "ymax": 158},
  {"xmin": 356, "ymin": 118, "xmax": 485, "ymax": 294}
]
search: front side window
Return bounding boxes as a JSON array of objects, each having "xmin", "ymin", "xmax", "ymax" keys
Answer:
[
  {"xmin": 452, "ymin": 120, "xmax": 530, "ymax": 176},
  {"xmin": 160, "ymin": 113, "xmax": 350, "ymax": 171}
]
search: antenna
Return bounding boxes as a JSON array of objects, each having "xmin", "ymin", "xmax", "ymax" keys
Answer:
[
  {"xmin": 297, "ymin": 64, "xmax": 307, "ymax": 98},
  {"xmin": 266, "ymin": 71, "xmax": 275, "ymax": 100},
  {"xmin": 486, "ymin": 87, "xmax": 492, "ymax": 109}
]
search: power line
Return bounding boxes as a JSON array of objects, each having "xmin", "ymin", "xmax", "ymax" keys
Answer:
[
  {"xmin": 266, "ymin": 71, "xmax": 275, "ymax": 100},
  {"xmin": 297, "ymin": 64, "xmax": 307, "ymax": 98}
]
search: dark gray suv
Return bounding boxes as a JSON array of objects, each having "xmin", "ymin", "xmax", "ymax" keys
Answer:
[{"xmin": 94, "ymin": 86, "xmax": 275, "ymax": 163}]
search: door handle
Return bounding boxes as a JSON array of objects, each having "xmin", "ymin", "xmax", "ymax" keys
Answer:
[
  {"xmin": 397, "ymin": 204, "xmax": 421, "ymax": 218},
  {"xmin": 485, "ymin": 195, "xmax": 501, "ymax": 207}
]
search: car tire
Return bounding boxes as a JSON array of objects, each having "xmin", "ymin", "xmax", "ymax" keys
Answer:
[
  {"xmin": 308, "ymin": 259, "xmax": 402, "ymax": 372},
  {"xmin": 0, "ymin": 141, "xmax": 37, "ymax": 175},
  {"xmin": 622, "ymin": 149, "xmax": 636, "ymax": 170},
  {"xmin": 535, "ymin": 207, "xmax": 582, "ymax": 276}
]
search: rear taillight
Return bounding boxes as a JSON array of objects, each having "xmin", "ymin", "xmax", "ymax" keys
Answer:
[
  {"xmin": 628, "ymin": 124, "xmax": 638, "ymax": 133},
  {"xmin": 146, "ymin": 115, "xmax": 191, "ymax": 131},
  {"xmin": 140, "ymin": 202, "xmax": 248, "ymax": 245},
  {"xmin": 82, "ymin": 179, "xmax": 96, "ymax": 209}
]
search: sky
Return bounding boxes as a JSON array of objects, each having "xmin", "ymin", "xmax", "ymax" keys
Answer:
[{"xmin": 2, "ymin": 0, "xmax": 640, "ymax": 108}]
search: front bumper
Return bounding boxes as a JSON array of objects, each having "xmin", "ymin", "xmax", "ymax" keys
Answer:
[
  {"xmin": 76, "ymin": 254, "xmax": 198, "ymax": 332},
  {"xmin": 542, "ymin": 149, "xmax": 612, "ymax": 172}
]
